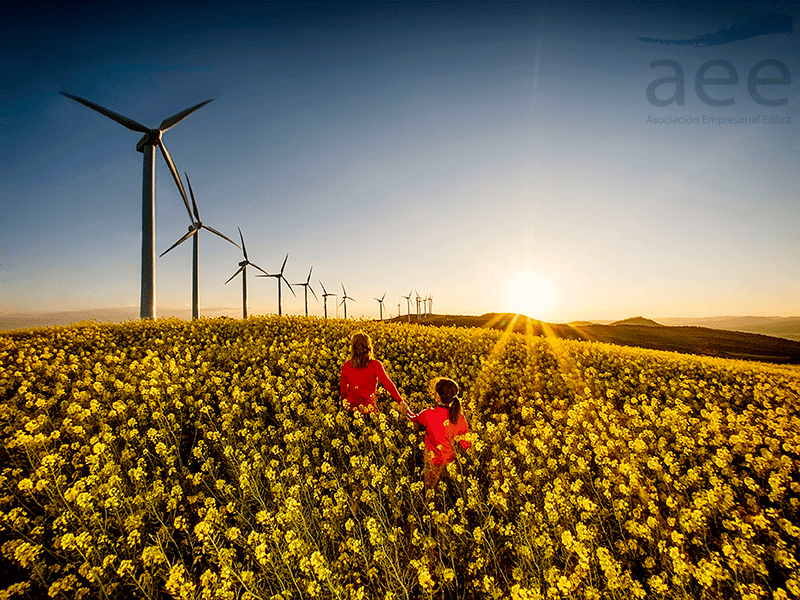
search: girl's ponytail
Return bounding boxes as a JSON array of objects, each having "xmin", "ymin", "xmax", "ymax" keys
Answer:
[
  {"xmin": 449, "ymin": 396, "xmax": 461, "ymax": 424},
  {"xmin": 433, "ymin": 377, "xmax": 461, "ymax": 423}
]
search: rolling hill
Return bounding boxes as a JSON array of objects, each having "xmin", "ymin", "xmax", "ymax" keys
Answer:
[{"xmin": 389, "ymin": 313, "xmax": 800, "ymax": 364}]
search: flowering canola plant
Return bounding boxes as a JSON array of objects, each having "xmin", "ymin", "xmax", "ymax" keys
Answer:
[{"xmin": 1, "ymin": 316, "xmax": 798, "ymax": 599}]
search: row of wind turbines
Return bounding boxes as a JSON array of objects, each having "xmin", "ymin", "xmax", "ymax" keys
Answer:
[{"xmin": 59, "ymin": 91, "xmax": 435, "ymax": 321}]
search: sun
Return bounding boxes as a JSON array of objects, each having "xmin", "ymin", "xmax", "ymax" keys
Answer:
[{"xmin": 506, "ymin": 271, "xmax": 557, "ymax": 319}]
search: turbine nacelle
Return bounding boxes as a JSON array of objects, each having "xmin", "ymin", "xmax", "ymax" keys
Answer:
[{"xmin": 135, "ymin": 129, "xmax": 164, "ymax": 152}]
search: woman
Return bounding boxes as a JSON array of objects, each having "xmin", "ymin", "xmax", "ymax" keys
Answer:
[{"xmin": 340, "ymin": 331, "xmax": 409, "ymax": 414}]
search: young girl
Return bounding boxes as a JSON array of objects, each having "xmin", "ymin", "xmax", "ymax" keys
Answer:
[
  {"xmin": 408, "ymin": 377, "xmax": 472, "ymax": 489},
  {"xmin": 340, "ymin": 331, "xmax": 410, "ymax": 414}
]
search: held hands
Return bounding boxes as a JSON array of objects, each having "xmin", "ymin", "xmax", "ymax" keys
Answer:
[{"xmin": 398, "ymin": 399, "xmax": 415, "ymax": 419}]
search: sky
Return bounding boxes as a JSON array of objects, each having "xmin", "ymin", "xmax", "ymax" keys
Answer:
[{"xmin": 2, "ymin": 1, "xmax": 799, "ymax": 323}]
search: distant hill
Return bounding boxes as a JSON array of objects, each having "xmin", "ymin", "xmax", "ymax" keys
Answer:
[
  {"xmin": 389, "ymin": 313, "xmax": 800, "ymax": 364},
  {"xmin": 657, "ymin": 316, "xmax": 800, "ymax": 342},
  {"xmin": 609, "ymin": 316, "xmax": 663, "ymax": 327},
  {"xmin": 0, "ymin": 307, "xmax": 240, "ymax": 331}
]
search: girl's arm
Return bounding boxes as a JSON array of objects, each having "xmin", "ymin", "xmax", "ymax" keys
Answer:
[{"xmin": 454, "ymin": 415, "xmax": 472, "ymax": 451}]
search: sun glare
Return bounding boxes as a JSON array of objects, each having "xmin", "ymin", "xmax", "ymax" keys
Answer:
[{"xmin": 507, "ymin": 271, "xmax": 557, "ymax": 319}]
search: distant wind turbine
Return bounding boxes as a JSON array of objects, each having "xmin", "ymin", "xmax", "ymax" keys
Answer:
[
  {"xmin": 402, "ymin": 290, "xmax": 413, "ymax": 322},
  {"xmin": 340, "ymin": 284, "xmax": 356, "ymax": 319},
  {"xmin": 257, "ymin": 254, "xmax": 295, "ymax": 315},
  {"xmin": 225, "ymin": 227, "xmax": 268, "ymax": 319},
  {"xmin": 160, "ymin": 174, "xmax": 238, "ymax": 320},
  {"xmin": 374, "ymin": 293, "xmax": 386, "ymax": 321},
  {"xmin": 415, "ymin": 290, "xmax": 422, "ymax": 320},
  {"xmin": 60, "ymin": 91, "xmax": 212, "ymax": 319},
  {"xmin": 319, "ymin": 281, "xmax": 336, "ymax": 319},
  {"xmin": 294, "ymin": 267, "xmax": 318, "ymax": 316}
]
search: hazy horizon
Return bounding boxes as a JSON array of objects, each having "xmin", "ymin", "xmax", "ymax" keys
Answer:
[{"xmin": 3, "ymin": 2, "xmax": 798, "ymax": 323}]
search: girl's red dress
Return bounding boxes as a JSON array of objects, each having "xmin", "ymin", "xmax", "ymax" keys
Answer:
[
  {"xmin": 409, "ymin": 406, "xmax": 471, "ymax": 465},
  {"xmin": 340, "ymin": 359, "xmax": 402, "ymax": 412}
]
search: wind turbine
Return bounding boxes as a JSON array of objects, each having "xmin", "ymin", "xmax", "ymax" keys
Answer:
[
  {"xmin": 319, "ymin": 281, "xmax": 336, "ymax": 319},
  {"xmin": 373, "ymin": 293, "xmax": 386, "ymax": 321},
  {"xmin": 225, "ymin": 227, "xmax": 268, "ymax": 319},
  {"xmin": 415, "ymin": 290, "xmax": 422, "ymax": 320},
  {"xmin": 402, "ymin": 290, "xmax": 413, "ymax": 322},
  {"xmin": 294, "ymin": 267, "xmax": 318, "ymax": 316},
  {"xmin": 340, "ymin": 284, "xmax": 356, "ymax": 319},
  {"xmin": 257, "ymin": 254, "xmax": 295, "ymax": 315},
  {"xmin": 160, "ymin": 174, "xmax": 238, "ymax": 320},
  {"xmin": 60, "ymin": 91, "xmax": 213, "ymax": 319}
]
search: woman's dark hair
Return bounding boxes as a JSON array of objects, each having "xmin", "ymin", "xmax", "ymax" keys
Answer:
[
  {"xmin": 433, "ymin": 377, "xmax": 460, "ymax": 423},
  {"xmin": 350, "ymin": 331, "xmax": 374, "ymax": 369}
]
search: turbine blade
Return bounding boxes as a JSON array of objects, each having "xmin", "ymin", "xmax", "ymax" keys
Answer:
[
  {"xmin": 306, "ymin": 266, "xmax": 313, "ymax": 284},
  {"xmin": 159, "ymin": 228, "xmax": 197, "ymax": 257},
  {"xmin": 309, "ymin": 285, "xmax": 318, "ymax": 301},
  {"xmin": 186, "ymin": 174, "xmax": 201, "ymax": 222},
  {"xmin": 157, "ymin": 141, "xmax": 190, "ymax": 209},
  {"xmin": 158, "ymin": 99, "xmax": 214, "ymax": 132},
  {"xmin": 283, "ymin": 278, "xmax": 296, "ymax": 297},
  {"xmin": 238, "ymin": 227, "xmax": 249, "ymax": 261},
  {"xmin": 250, "ymin": 262, "xmax": 269, "ymax": 276},
  {"xmin": 280, "ymin": 253, "xmax": 289, "ymax": 274},
  {"xmin": 59, "ymin": 92, "xmax": 149, "ymax": 133},
  {"xmin": 204, "ymin": 225, "xmax": 239, "ymax": 247},
  {"xmin": 225, "ymin": 265, "xmax": 246, "ymax": 284},
  {"xmin": 319, "ymin": 280, "xmax": 328, "ymax": 295}
]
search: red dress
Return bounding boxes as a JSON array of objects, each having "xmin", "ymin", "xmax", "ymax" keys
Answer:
[
  {"xmin": 340, "ymin": 359, "xmax": 402, "ymax": 413},
  {"xmin": 409, "ymin": 406, "xmax": 471, "ymax": 465}
]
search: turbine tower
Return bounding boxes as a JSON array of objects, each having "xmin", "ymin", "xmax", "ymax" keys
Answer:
[
  {"xmin": 160, "ymin": 174, "xmax": 238, "ymax": 320},
  {"xmin": 415, "ymin": 290, "xmax": 421, "ymax": 320},
  {"xmin": 402, "ymin": 290, "xmax": 413, "ymax": 322},
  {"xmin": 319, "ymin": 281, "xmax": 336, "ymax": 319},
  {"xmin": 374, "ymin": 292, "xmax": 386, "ymax": 321},
  {"xmin": 340, "ymin": 284, "xmax": 356, "ymax": 319},
  {"xmin": 257, "ymin": 253, "xmax": 295, "ymax": 315},
  {"xmin": 225, "ymin": 227, "xmax": 268, "ymax": 319},
  {"xmin": 294, "ymin": 267, "xmax": 318, "ymax": 316},
  {"xmin": 60, "ymin": 92, "xmax": 212, "ymax": 319}
]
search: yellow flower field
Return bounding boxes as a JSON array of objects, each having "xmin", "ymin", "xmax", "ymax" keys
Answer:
[{"xmin": 1, "ymin": 316, "xmax": 798, "ymax": 599}]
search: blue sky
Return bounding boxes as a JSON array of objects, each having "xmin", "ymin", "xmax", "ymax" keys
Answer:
[{"xmin": 2, "ymin": 2, "xmax": 798, "ymax": 322}]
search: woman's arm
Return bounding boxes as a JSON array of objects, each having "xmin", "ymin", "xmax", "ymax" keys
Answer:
[
  {"xmin": 340, "ymin": 363, "xmax": 349, "ymax": 399},
  {"xmin": 374, "ymin": 361, "xmax": 403, "ymax": 402}
]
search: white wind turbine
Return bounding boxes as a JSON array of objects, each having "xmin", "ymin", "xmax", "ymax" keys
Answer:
[
  {"xmin": 160, "ymin": 174, "xmax": 238, "ymax": 320},
  {"xmin": 225, "ymin": 227, "xmax": 268, "ymax": 319},
  {"xmin": 340, "ymin": 284, "xmax": 356, "ymax": 319},
  {"xmin": 60, "ymin": 91, "xmax": 213, "ymax": 319},
  {"xmin": 402, "ymin": 290, "xmax": 413, "ymax": 322},
  {"xmin": 294, "ymin": 267, "xmax": 318, "ymax": 316},
  {"xmin": 319, "ymin": 281, "xmax": 336, "ymax": 319},
  {"xmin": 374, "ymin": 292, "xmax": 386, "ymax": 321},
  {"xmin": 257, "ymin": 253, "xmax": 295, "ymax": 315}
]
